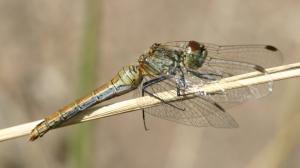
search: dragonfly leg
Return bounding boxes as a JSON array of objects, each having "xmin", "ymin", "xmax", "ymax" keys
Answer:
[
  {"xmin": 176, "ymin": 75, "xmax": 186, "ymax": 96},
  {"xmin": 141, "ymin": 76, "xmax": 168, "ymax": 131},
  {"xmin": 142, "ymin": 109, "xmax": 148, "ymax": 131},
  {"xmin": 141, "ymin": 76, "xmax": 185, "ymax": 130},
  {"xmin": 143, "ymin": 89, "xmax": 185, "ymax": 111},
  {"xmin": 188, "ymin": 69, "xmax": 223, "ymax": 81},
  {"xmin": 176, "ymin": 67, "xmax": 188, "ymax": 96},
  {"xmin": 176, "ymin": 84, "xmax": 181, "ymax": 96}
]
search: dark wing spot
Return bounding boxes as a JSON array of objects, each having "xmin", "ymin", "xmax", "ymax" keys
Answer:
[
  {"xmin": 188, "ymin": 41, "xmax": 201, "ymax": 51},
  {"xmin": 213, "ymin": 102, "xmax": 225, "ymax": 112},
  {"xmin": 265, "ymin": 45, "xmax": 278, "ymax": 51},
  {"xmin": 254, "ymin": 65, "xmax": 266, "ymax": 73}
]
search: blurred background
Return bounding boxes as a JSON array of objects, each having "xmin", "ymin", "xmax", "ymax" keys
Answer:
[{"xmin": 0, "ymin": 0, "xmax": 299, "ymax": 168}]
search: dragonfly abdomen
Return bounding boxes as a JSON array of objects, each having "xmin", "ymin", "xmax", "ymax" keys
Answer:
[{"xmin": 29, "ymin": 65, "xmax": 143, "ymax": 141}]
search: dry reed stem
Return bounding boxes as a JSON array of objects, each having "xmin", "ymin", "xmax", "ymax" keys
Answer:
[{"xmin": 0, "ymin": 62, "xmax": 300, "ymax": 142}]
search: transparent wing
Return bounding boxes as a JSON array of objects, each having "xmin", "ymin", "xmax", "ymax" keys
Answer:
[
  {"xmin": 188, "ymin": 43, "xmax": 283, "ymax": 106},
  {"xmin": 138, "ymin": 76, "xmax": 238, "ymax": 128},
  {"xmin": 186, "ymin": 71, "xmax": 267, "ymax": 108},
  {"xmin": 162, "ymin": 41, "xmax": 283, "ymax": 67},
  {"xmin": 203, "ymin": 43, "xmax": 283, "ymax": 68}
]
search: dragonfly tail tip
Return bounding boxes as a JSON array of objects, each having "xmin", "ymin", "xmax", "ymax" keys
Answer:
[{"xmin": 28, "ymin": 129, "xmax": 39, "ymax": 141}]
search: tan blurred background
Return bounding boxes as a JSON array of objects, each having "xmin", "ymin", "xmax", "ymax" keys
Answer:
[{"xmin": 0, "ymin": 0, "xmax": 300, "ymax": 168}]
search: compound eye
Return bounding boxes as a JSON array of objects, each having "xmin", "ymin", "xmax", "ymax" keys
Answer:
[{"xmin": 187, "ymin": 41, "xmax": 202, "ymax": 52}]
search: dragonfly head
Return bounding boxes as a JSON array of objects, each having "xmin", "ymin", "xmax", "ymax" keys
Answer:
[{"xmin": 183, "ymin": 41, "xmax": 207, "ymax": 70}]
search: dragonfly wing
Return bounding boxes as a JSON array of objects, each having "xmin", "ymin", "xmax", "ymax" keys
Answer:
[
  {"xmin": 203, "ymin": 43, "xmax": 283, "ymax": 68},
  {"xmin": 138, "ymin": 77, "xmax": 238, "ymax": 128},
  {"xmin": 187, "ymin": 65, "xmax": 271, "ymax": 107},
  {"xmin": 186, "ymin": 43, "xmax": 283, "ymax": 107},
  {"xmin": 162, "ymin": 41, "xmax": 283, "ymax": 67}
]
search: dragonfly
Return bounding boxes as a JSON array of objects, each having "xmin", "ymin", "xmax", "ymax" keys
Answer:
[{"xmin": 29, "ymin": 41, "xmax": 282, "ymax": 141}]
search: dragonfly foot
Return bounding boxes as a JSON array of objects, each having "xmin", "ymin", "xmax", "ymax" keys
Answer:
[{"xmin": 142, "ymin": 110, "xmax": 150, "ymax": 131}]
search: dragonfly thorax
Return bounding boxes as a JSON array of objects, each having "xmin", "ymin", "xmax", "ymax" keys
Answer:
[
  {"xmin": 139, "ymin": 43, "xmax": 184, "ymax": 76},
  {"xmin": 139, "ymin": 41, "xmax": 208, "ymax": 77}
]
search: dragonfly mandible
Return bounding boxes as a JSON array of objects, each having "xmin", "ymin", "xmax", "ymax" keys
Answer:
[{"xmin": 29, "ymin": 41, "xmax": 282, "ymax": 141}]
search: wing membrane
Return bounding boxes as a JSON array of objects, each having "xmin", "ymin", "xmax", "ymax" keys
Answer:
[{"xmin": 138, "ymin": 77, "xmax": 238, "ymax": 128}]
